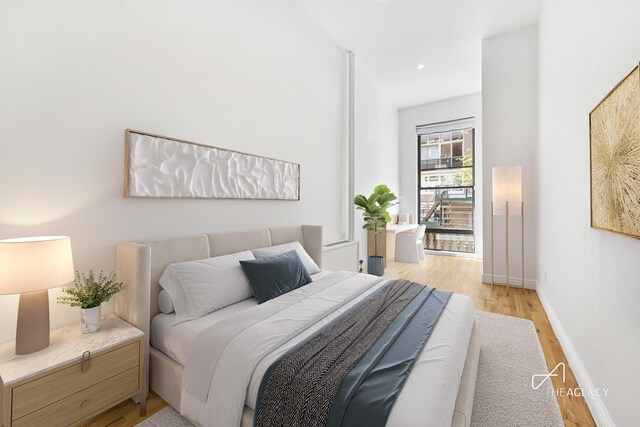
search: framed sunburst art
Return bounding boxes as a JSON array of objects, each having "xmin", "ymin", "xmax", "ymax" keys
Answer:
[{"xmin": 590, "ymin": 63, "xmax": 640, "ymax": 239}]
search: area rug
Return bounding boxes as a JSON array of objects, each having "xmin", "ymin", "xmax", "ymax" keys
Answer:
[
  {"xmin": 137, "ymin": 311, "xmax": 563, "ymax": 427},
  {"xmin": 136, "ymin": 405, "xmax": 192, "ymax": 427},
  {"xmin": 472, "ymin": 311, "xmax": 563, "ymax": 427}
]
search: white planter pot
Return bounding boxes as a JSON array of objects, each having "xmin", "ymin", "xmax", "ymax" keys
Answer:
[{"xmin": 81, "ymin": 306, "xmax": 101, "ymax": 334}]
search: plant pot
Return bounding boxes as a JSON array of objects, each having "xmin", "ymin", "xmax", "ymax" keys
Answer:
[
  {"xmin": 81, "ymin": 306, "xmax": 101, "ymax": 334},
  {"xmin": 367, "ymin": 256, "xmax": 385, "ymax": 277}
]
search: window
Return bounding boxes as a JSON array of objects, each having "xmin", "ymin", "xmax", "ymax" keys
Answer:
[{"xmin": 417, "ymin": 119, "xmax": 475, "ymax": 254}]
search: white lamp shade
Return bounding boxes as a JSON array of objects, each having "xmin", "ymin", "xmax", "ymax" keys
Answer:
[
  {"xmin": 0, "ymin": 236, "xmax": 74, "ymax": 295},
  {"xmin": 492, "ymin": 166, "xmax": 522, "ymax": 216}
]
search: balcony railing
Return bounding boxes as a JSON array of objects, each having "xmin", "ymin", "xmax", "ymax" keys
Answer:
[
  {"xmin": 420, "ymin": 156, "xmax": 465, "ymax": 170},
  {"xmin": 423, "ymin": 232, "xmax": 475, "ymax": 253}
]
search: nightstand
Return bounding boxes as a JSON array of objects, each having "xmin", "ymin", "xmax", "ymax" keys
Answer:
[{"xmin": 0, "ymin": 314, "xmax": 144, "ymax": 427}]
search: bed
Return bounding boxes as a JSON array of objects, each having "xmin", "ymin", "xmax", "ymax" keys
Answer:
[{"xmin": 115, "ymin": 225, "xmax": 480, "ymax": 427}]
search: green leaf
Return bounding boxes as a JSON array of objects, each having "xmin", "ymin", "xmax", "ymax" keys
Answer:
[
  {"xmin": 56, "ymin": 269, "xmax": 125, "ymax": 309},
  {"xmin": 377, "ymin": 193, "xmax": 396, "ymax": 204},
  {"xmin": 354, "ymin": 195, "xmax": 368, "ymax": 208},
  {"xmin": 354, "ymin": 184, "xmax": 398, "ymax": 231}
]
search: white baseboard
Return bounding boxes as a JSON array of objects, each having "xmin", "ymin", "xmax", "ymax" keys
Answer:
[
  {"xmin": 536, "ymin": 285, "xmax": 615, "ymax": 427},
  {"xmin": 480, "ymin": 273, "xmax": 537, "ymax": 290}
]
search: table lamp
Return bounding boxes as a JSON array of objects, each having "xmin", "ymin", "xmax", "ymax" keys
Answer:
[
  {"xmin": 0, "ymin": 236, "xmax": 74, "ymax": 354},
  {"xmin": 491, "ymin": 166, "xmax": 524, "ymax": 295}
]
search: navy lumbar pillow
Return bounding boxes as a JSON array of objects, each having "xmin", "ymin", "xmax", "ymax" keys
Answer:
[{"xmin": 240, "ymin": 250, "xmax": 312, "ymax": 304}]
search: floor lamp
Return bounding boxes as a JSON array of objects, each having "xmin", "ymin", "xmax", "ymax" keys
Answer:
[{"xmin": 491, "ymin": 166, "xmax": 524, "ymax": 295}]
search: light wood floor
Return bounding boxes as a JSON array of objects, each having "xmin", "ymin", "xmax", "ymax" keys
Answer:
[{"xmin": 88, "ymin": 254, "xmax": 595, "ymax": 426}]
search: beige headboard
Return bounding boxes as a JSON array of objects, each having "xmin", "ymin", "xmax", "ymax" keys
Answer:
[{"xmin": 114, "ymin": 225, "xmax": 322, "ymax": 397}]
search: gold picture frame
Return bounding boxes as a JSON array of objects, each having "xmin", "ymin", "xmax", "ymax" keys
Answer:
[
  {"xmin": 589, "ymin": 63, "xmax": 640, "ymax": 238},
  {"xmin": 124, "ymin": 129, "xmax": 300, "ymax": 201}
]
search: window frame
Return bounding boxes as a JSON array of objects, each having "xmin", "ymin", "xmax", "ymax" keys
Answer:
[{"xmin": 417, "ymin": 127, "xmax": 476, "ymax": 238}]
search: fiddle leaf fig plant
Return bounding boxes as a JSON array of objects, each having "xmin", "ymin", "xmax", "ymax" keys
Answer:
[
  {"xmin": 354, "ymin": 184, "xmax": 398, "ymax": 256},
  {"xmin": 57, "ymin": 270, "xmax": 124, "ymax": 309}
]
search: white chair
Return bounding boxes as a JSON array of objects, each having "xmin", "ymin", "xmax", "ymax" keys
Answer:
[{"xmin": 394, "ymin": 225, "xmax": 426, "ymax": 263}]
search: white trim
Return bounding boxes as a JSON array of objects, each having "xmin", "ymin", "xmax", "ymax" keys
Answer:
[
  {"xmin": 426, "ymin": 249, "xmax": 481, "ymax": 260},
  {"xmin": 480, "ymin": 273, "xmax": 536, "ymax": 290},
  {"xmin": 347, "ymin": 50, "xmax": 355, "ymax": 242},
  {"xmin": 536, "ymin": 285, "xmax": 616, "ymax": 427},
  {"xmin": 416, "ymin": 116, "xmax": 475, "ymax": 135},
  {"xmin": 323, "ymin": 240, "xmax": 358, "ymax": 251}
]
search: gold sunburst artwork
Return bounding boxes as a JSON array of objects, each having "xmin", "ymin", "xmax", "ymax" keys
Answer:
[{"xmin": 590, "ymin": 63, "xmax": 640, "ymax": 238}]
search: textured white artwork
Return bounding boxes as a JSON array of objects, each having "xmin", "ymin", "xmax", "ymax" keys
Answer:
[{"xmin": 125, "ymin": 131, "xmax": 300, "ymax": 200}]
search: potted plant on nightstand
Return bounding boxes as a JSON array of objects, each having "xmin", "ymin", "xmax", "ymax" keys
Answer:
[
  {"xmin": 57, "ymin": 270, "xmax": 125, "ymax": 333},
  {"xmin": 354, "ymin": 184, "xmax": 397, "ymax": 276}
]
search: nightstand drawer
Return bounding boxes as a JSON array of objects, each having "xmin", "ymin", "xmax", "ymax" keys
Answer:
[
  {"xmin": 12, "ymin": 341, "xmax": 139, "ymax": 420},
  {"xmin": 12, "ymin": 366, "xmax": 139, "ymax": 427}
]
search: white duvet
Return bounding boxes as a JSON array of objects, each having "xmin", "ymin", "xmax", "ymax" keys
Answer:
[{"xmin": 179, "ymin": 272, "xmax": 474, "ymax": 427}]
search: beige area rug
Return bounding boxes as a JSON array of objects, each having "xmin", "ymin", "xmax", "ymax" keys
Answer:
[
  {"xmin": 137, "ymin": 311, "xmax": 563, "ymax": 427},
  {"xmin": 472, "ymin": 311, "xmax": 563, "ymax": 427}
]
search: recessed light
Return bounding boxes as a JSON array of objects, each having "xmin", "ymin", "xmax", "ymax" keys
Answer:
[{"xmin": 417, "ymin": 64, "xmax": 425, "ymax": 70}]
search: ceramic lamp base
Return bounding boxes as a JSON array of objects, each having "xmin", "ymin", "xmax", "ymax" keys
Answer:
[{"xmin": 15, "ymin": 289, "xmax": 50, "ymax": 355}]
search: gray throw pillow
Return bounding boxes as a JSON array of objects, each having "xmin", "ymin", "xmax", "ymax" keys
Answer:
[{"xmin": 240, "ymin": 250, "xmax": 312, "ymax": 304}]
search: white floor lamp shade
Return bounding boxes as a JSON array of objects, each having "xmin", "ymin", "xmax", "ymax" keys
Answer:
[
  {"xmin": 492, "ymin": 166, "xmax": 522, "ymax": 216},
  {"xmin": 0, "ymin": 236, "xmax": 74, "ymax": 354}
]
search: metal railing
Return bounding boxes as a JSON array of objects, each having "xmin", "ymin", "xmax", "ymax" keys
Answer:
[{"xmin": 420, "ymin": 156, "xmax": 465, "ymax": 170}]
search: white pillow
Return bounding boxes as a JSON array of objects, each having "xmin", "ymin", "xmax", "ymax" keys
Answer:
[
  {"xmin": 252, "ymin": 241, "xmax": 321, "ymax": 275},
  {"xmin": 159, "ymin": 250, "xmax": 255, "ymax": 325},
  {"xmin": 158, "ymin": 290, "xmax": 174, "ymax": 314}
]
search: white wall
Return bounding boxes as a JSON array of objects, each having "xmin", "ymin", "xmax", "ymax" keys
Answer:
[
  {"xmin": 0, "ymin": 0, "xmax": 348, "ymax": 344},
  {"xmin": 482, "ymin": 26, "xmax": 538, "ymax": 287},
  {"xmin": 353, "ymin": 66, "xmax": 399, "ymax": 261},
  {"xmin": 537, "ymin": 0, "xmax": 640, "ymax": 425},
  {"xmin": 398, "ymin": 93, "xmax": 483, "ymax": 258}
]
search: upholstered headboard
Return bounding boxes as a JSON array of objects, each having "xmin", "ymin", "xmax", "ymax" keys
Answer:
[{"xmin": 114, "ymin": 225, "xmax": 322, "ymax": 399}]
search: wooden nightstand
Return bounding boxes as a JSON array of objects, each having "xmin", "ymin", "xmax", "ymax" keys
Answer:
[{"xmin": 0, "ymin": 314, "xmax": 144, "ymax": 427}]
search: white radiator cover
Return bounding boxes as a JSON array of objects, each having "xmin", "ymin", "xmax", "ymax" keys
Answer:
[{"xmin": 322, "ymin": 241, "xmax": 359, "ymax": 272}]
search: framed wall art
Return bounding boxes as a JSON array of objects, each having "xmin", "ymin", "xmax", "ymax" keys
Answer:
[
  {"xmin": 124, "ymin": 130, "xmax": 300, "ymax": 201},
  {"xmin": 590, "ymin": 63, "xmax": 640, "ymax": 238}
]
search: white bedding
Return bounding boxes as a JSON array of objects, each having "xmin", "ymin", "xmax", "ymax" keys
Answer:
[
  {"xmin": 154, "ymin": 271, "xmax": 474, "ymax": 427},
  {"xmin": 244, "ymin": 283, "xmax": 474, "ymax": 417},
  {"xmin": 150, "ymin": 270, "xmax": 333, "ymax": 365},
  {"xmin": 151, "ymin": 298, "xmax": 256, "ymax": 365}
]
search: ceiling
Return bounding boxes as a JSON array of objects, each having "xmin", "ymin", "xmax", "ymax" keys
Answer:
[{"xmin": 294, "ymin": 0, "xmax": 541, "ymax": 108}]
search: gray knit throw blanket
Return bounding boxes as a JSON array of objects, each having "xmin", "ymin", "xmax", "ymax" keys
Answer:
[{"xmin": 255, "ymin": 280, "xmax": 424, "ymax": 427}]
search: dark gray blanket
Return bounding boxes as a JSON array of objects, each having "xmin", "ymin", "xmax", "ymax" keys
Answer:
[{"xmin": 254, "ymin": 279, "xmax": 452, "ymax": 427}]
